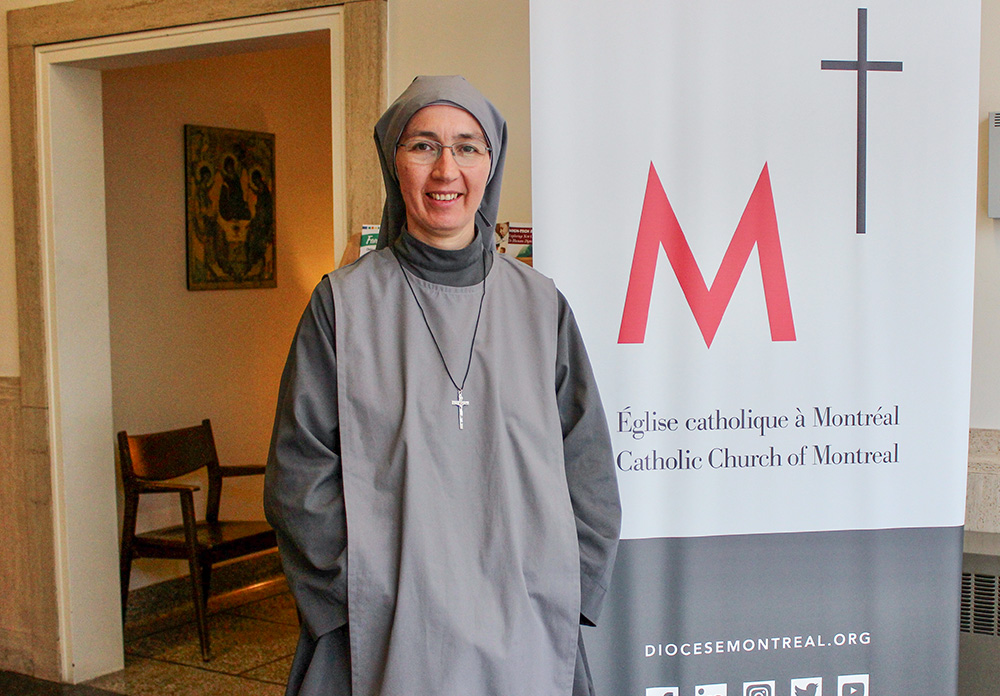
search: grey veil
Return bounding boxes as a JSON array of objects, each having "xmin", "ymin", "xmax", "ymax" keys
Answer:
[{"xmin": 373, "ymin": 75, "xmax": 508, "ymax": 254}]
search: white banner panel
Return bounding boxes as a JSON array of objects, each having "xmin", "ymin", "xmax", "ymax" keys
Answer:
[{"xmin": 531, "ymin": 0, "xmax": 979, "ymax": 541}]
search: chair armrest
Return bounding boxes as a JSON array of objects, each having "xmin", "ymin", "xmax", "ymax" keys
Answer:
[
  {"xmin": 218, "ymin": 465, "xmax": 267, "ymax": 477},
  {"xmin": 137, "ymin": 480, "xmax": 201, "ymax": 494}
]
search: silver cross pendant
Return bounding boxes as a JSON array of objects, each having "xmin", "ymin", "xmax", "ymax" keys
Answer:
[{"xmin": 451, "ymin": 389, "xmax": 469, "ymax": 430}]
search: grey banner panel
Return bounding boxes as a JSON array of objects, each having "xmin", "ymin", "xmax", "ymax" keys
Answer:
[{"xmin": 585, "ymin": 527, "xmax": 962, "ymax": 696}]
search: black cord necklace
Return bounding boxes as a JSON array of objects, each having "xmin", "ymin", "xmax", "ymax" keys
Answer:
[{"xmin": 394, "ymin": 246, "xmax": 487, "ymax": 430}]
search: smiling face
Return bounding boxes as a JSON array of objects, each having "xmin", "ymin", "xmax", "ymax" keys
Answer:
[{"xmin": 395, "ymin": 105, "xmax": 491, "ymax": 250}]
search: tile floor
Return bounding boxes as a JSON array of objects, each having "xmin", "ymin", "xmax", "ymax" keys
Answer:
[{"xmin": 0, "ymin": 578, "xmax": 298, "ymax": 696}]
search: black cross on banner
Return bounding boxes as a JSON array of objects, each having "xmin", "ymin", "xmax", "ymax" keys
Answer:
[{"xmin": 822, "ymin": 8, "xmax": 903, "ymax": 234}]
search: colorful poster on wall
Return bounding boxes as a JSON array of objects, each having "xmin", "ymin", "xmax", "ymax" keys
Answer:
[
  {"xmin": 495, "ymin": 221, "xmax": 534, "ymax": 266},
  {"xmin": 530, "ymin": 2, "xmax": 980, "ymax": 694}
]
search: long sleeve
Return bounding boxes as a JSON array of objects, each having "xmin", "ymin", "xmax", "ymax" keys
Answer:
[
  {"xmin": 264, "ymin": 278, "xmax": 348, "ymax": 639},
  {"xmin": 555, "ymin": 291, "xmax": 622, "ymax": 627}
]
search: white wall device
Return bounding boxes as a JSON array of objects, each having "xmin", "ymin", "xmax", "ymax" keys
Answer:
[{"xmin": 990, "ymin": 112, "xmax": 1000, "ymax": 218}]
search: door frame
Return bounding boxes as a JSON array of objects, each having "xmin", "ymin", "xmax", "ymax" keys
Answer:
[{"xmin": 7, "ymin": 0, "xmax": 385, "ymax": 682}]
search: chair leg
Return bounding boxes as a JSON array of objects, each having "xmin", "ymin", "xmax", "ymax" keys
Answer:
[
  {"xmin": 119, "ymin": 551, "xmax": 134, "ymax": 625},
  {"xmin": 119, "ymin": 495, "xmax": 139, "ymax": 625},
  {"xmin": 179, "ymin": 490, "xmax": 211, "ymax": 660},
  {"xmin": 199, "ymin": 561, "xmax": 215, "ymax": 658},
  {"xmin": 188, "ymin": 555, "xmax": 211, "ymax": 661}
]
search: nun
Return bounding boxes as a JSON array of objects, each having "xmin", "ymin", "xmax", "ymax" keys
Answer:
[{"xmin": 264, "ymin": 75, "xmax": 621, "ymax": 696}]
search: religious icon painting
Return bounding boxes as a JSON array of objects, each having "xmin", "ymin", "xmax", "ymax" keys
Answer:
[{"xmin": 184, "ymin": 124, "xmax": 276, "ymax": 290}]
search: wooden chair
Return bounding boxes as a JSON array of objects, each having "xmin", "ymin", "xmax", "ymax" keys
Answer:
[{"xmin": 117, "ymin": 419, "xmax": 276, "ymax": 661}]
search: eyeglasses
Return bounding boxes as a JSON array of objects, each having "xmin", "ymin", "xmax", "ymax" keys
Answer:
[{"xmin": 397, "ymin": 139, "xmax": 491, "ymax": 167}]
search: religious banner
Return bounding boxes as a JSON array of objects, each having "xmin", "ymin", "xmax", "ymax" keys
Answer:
[{"xmin": 530, "ymin": 2, "xmax": 979, "ymax": 694}]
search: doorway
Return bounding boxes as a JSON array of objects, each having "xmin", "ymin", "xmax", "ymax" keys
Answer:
[{"xmin": 11, "ymin": 2, "xmax": 384, "ymax": 683}]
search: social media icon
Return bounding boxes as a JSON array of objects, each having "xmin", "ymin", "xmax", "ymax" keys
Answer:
[
  {"xmin": 790, "ymin": 676, "xmax": 823, "ymax": 696},
  {"xmin": 743, "ymin": 681, "xmax": 774, "ymax": 696},
  {"xmin": 696, "ymin": 684, "xmax": 728, "ymax": 696},
  {"xmin": 837, "ymin": 674, "xmax": 868, "ymax": 696},
  {"xmin": 645, "ymin": 689, "xmax": 678, "ymax": 696}
]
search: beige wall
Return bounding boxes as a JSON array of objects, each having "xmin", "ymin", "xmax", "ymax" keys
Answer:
[
  {"xmin": 102, "ymin": 41, "xmax": 334, "ymax": 587},
  {"xmin": 0, "ymin": 2, "xmax": 94, "ymax": 676},
  {"xmin": 0, "ymin": 374, "xmax": 58, "ymax": 676},
  {"xmin": 387, "ymin": 0, "xmax": 531, "ymax": 226},
  {"xmin": 0, "ymin": 0, "xmax": 65, "ymax": 376},
  {"xmin": 971, "ymin": 0, "xmax": 1000, "ymax": 428}
]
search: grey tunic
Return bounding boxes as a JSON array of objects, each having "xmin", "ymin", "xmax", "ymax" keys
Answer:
[{"xmin": 265, "ymin": 233, "xmax": 620, "ymax": 696}]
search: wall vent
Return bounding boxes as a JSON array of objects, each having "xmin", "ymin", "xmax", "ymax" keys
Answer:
[
  {"xmin": 962, "ymin": 572, "xmax": 1000, "ymax": 636},
  {"xmin": 962, "ymin": 572, "xmax": 972, "ymax": 632}
]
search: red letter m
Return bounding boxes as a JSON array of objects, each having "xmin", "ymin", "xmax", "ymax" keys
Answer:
[{"xmin": 618, "ymin": 163, "xmax": 795, "ymax": 347}]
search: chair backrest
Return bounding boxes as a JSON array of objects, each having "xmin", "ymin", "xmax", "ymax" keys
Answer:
[{"xmin": 118, "ymin": 419, "xmax": 220, "ymax": 482}]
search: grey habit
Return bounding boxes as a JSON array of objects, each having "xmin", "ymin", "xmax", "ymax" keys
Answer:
[{"xmin": 265, "ymin": 76, "xmax": 621, "ymax": 696}]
